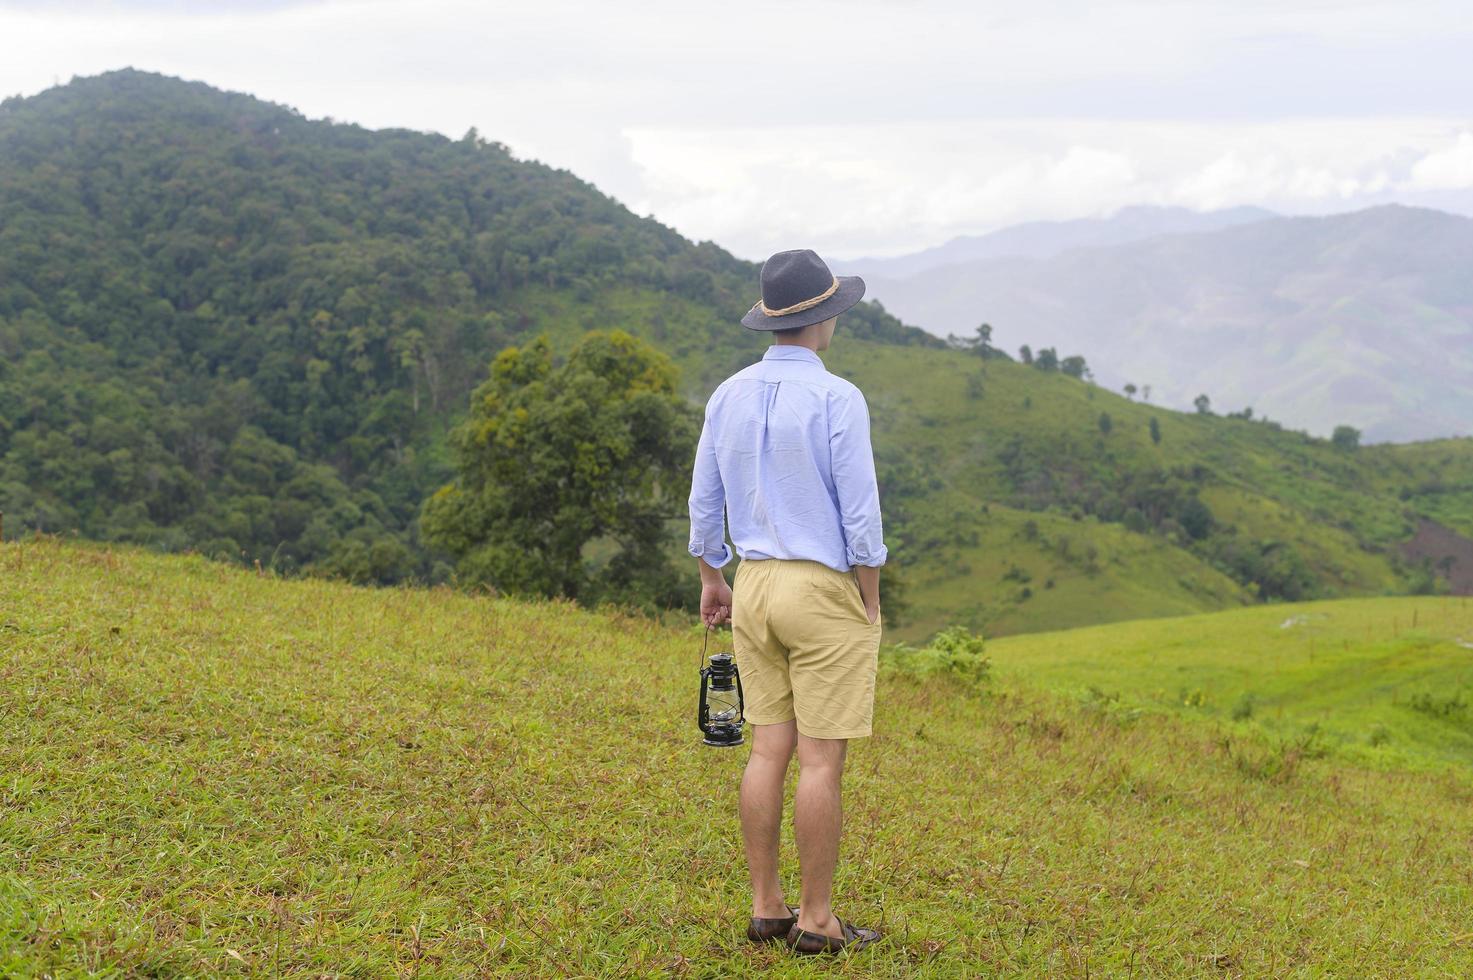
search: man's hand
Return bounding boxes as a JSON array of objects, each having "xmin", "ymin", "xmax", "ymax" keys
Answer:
[
  {"xmin": 701, "ymin": 579, "xmax": 733, "ymax": 626},
  {"xmin": 697, "ymin": 558, "xmax": 732, "ymax": 626}
]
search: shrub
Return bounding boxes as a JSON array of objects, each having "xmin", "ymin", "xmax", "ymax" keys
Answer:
[
  {"xmin": 882, "ymin": 626, "xmax": 989, "ymax": 688},
  {"xmin": 1403, "ymin": 690, "xmax": 1469, "ymax": 721},
  {"xmin": 1231, "ymin": 692, "xmax": 1256, "ymax": 721}
]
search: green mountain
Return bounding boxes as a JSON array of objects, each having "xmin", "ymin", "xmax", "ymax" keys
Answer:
[
  {"xmin": 860, "ymin": 206, "xmax": 1473, "ymax": 443},
  {"xmin": 0, "ymin": 69, "xmax": 930, "ymax": 586},
  {"xmin": 2, "ymin": 71, "xmax": 1471, "ymax": 640}
]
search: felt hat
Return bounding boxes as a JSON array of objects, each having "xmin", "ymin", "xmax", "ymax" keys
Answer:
[{"xmin": 740, "ymin": 249, "xmax": 866, "ymax": 331}]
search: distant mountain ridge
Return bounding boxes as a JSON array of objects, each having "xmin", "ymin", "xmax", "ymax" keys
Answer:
[
  {"xmin": 836, "ymin": 205, "xmax": 1278, "ymax": 280},
  {"xmin": 855, "ymin": 205, "xmax": 1473, "ymax": 442}
]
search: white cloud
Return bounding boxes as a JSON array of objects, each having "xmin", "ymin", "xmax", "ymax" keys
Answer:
[
  {"xmin": 1408, "ymin": 132, "xmax": 1473, "ymax": 190},
  {"xmin": 624, "ymin": 119, "xmax": 1473, "ymax": 257}
]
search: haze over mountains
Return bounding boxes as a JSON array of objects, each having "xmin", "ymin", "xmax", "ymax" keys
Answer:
[
  {"xmin": 848, "ymin": 205, "xmax": 1473, "ymax": 443},
  {"xmin": 837, "ymin": 205, "xmax": 1278, "ymax": 278}
]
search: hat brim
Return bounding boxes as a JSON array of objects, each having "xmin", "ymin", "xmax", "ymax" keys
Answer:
[{"xmin": 740, "ymin": 276, "xmax": 867, "ymax": 331}]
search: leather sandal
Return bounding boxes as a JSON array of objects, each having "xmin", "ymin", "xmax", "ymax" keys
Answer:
[
  {"xmin": 746, "ymin": 904, "xmax": 799, "ymax": 943},
  {"xmin": 788, "ymin": 917, "xmax": 881, "ymax": 955}
]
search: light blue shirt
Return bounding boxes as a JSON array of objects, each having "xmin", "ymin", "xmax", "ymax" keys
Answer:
[{"xmin": 688, "ymin": 345, "xmax": 887, "ymax": 572}]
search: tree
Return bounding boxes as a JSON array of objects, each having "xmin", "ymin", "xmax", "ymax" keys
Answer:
[
  {"xmin": 1060, "ymin": 355, "xmax": 1090, "ymax": 380},
  {"xmin": 1141, "ymin": 384, "xmax": 1152, "ymax": 402},
  {"xmin": 1149, "ymin": 416, "xmax": 1162, "ymax": 445},
  {"xmin": 1018, "ymin": 344, "xmax": 1033, "ymax": 365},
  {"xmin": 422, "ymin": 331, "xmax": 697, "ymax": 605},
  {"xmin": 946, "ymin": 322, "xmax": 997, "ymax": 359},
  {"xmin": 1035, "ymin": 347, "xmax": 1059, "ymax": 371},
  {"xmin": 1123, "ymin": 383, "xmax": 1137, "ymax": 400},
  {"xmin": 1193, "ymin": 394, "xmax": 1212, "ymax": 415},
  {"xmin": 1332, "ymin": 425, "xmax": 1361, "ymax": 451},
  {"xmin": 1098, "ymin": 412, "xmax": 1113, "ymax": 436}
]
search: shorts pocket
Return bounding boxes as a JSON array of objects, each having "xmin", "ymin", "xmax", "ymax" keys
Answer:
[{"xmin": 812, "ymin": 571, "xmax": 873, "ymax": 627}]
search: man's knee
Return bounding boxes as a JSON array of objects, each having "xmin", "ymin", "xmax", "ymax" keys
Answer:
[
  {"xmin": 796, "ymin": 734, "xmax": 847, "ymax": 777},
  {"xmin": 750, "ymin": 721, "xmax": 797, "ymax": 765}
]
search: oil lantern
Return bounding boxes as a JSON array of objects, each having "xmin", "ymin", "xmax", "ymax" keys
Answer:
[{"xmin": 698, "ymin": 650, "xmax": 745, "ymax": 747}]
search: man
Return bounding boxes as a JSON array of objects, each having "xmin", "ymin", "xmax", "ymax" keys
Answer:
[{"xmin": 687, "ymin": 248, "xmax": 886, "ymax": 955}]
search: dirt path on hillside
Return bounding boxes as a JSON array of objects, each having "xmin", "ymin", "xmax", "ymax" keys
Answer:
[{"xmin": 1401, "ymin": 518, "xmax": 1473, "ymax": 594}]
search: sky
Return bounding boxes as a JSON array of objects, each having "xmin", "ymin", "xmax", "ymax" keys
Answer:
[{"xmin": 3, "ymin": 0, "xmax": 1472, "ymax": 259}]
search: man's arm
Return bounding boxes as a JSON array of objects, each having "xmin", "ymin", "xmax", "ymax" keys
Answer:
[
  {"xmin": 830, "ymin": 388, "xmax": 886, "ymax": 624},
  {"xmin": 688, "ymin": 407, "xmax": 733, "ymax": 625}
]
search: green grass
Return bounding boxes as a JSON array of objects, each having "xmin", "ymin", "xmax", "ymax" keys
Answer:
[
  {"xmin": 5, "ymin": 540, "xmax": 1473, "ymax": 976},
  {"xmin": 990, "ymin": 595, "xmax": 1473, "ymax": 770}
]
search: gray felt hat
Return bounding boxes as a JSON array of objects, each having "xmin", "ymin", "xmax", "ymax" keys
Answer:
[{"xmin": 741, "ymin": 249, "xmax": 866, "ymax": 331}]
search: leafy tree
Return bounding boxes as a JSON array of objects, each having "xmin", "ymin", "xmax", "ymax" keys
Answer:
[
  {"xmin": 1149, "ymin": 416, "xmax": 1162, "ymax": 445},
  {"xmin": 1194, "ymin": 394, "xmax": 1213, "ymax": 415},
  {"xmin": 1141, "ymin": 384, "xmax": 1152, "ymax": 402},
  {"xmin": 1060, "ymin": 355, "xmax": 1090, "ymax": 380},
  {"xmin": 1098, "ymin": 412, "xmax": 1113, "ymax": 436},
  {"xmin": 1123, "ymin": 383, "xmax": 1138, "ymax": 400},
  {"xmin": 1018, "ymin": 345, "xmax": 1033, "ymax": 365},
  {"xmin": 1034, "ymin": 347, "xmax": 1059, "ymax": 372},
  {"xmin": 1332, "ymin": 425, "xmax": 1362, "ymax": 451},
  {"xmin": 422, "ymin": 331, "xmax": 697, "ymax": 606}
]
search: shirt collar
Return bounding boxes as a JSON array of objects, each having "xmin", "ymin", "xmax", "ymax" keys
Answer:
[{"xmin": 762, "ymin": 345, "xmax": 823, "ymax": 366}]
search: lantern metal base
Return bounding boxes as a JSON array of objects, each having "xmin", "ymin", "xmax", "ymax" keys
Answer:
[{"xmin": 703, "ymin": 729, "xmax": 745, "ymax": 748}]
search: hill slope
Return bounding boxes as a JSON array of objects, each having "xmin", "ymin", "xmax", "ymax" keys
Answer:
[
  {"xmin": 818, "ymin": 339, "xmax": 1473, "ymax": 638},
  {"xmin": 992, "ymin": 595, "xmax": 1473, "ymax": 769},
  {"xmin": 4, "ymin": 540, "xmax": 1473, "ymax": 976},
  {"xmin": 861, "ymin": 206, "xmax": 1473, "ymax": 442}
]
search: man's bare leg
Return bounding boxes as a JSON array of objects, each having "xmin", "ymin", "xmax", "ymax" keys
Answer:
[
  {"xmin": 793, "ymin": 734, "xmax": 848, "ymax": 938},
  {"xmin": 740, "ymin": 721, "xmax": 798, "ymax": 918}
]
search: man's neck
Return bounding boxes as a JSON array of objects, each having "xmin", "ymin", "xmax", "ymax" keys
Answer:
[{"xmin": 771, "ymin": 338, "xmax": 820, "ymax": 353}]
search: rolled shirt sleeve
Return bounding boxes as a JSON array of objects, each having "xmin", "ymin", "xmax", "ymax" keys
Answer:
[
  {"xmin": 828, "ymin": 387, "xmax": 888, "ymax": 568},
  {"xmin": 687, "ymin": 409, "xmax": 733, "ymax": 568}
]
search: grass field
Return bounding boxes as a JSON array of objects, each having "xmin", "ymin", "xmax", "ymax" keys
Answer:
[
  {"xmin": 4, "ymin": 539, "xmax": 1473, "ymax": 976},
  {"xmin": 990, "ymin": 595, "xmax": 1473, "ymax": 770}
]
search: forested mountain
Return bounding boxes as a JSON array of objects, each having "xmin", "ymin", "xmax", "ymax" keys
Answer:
[
  {"xmin": 0, "ymin": 69, "xmax": 931, "ymax": 587},
  {"xmin": 857, "ymin": 206, "xmax": 1473, "ymax": 443},
  {"xmin": 2, "ymin": 70, "xmax": 1470, "ymax": 639}
]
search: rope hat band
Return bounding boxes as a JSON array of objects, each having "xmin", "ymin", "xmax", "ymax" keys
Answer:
[{"xmin": 758, "ymin": 277, "xmax": 840, "ymax": 317}]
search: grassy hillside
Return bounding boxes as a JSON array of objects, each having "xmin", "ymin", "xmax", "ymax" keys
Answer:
[
  {"xmin": 991, "ymin": 596, "xmax": 1473, "ymax": 770},
  {"xmin": 4, "ymin": 540, "xmax": 1473, "ymax": 976},
  {"xmin": 815, "ymin": 340, "xmax": 1472, "ymax": 638}
]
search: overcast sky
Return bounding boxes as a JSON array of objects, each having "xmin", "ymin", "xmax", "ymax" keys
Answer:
[{"xmin": 3, "ymin": 0, "xmax": 1472, "ymax": 258}]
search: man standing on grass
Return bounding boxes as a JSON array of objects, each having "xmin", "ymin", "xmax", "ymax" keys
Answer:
[{"xmin": 687, "ymin": 249, "xmax": 886, "ymax": 956}]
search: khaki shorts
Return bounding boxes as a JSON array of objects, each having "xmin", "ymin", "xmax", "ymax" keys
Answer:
[{"xmin": 732, "ymin": 558, "xmax": 882, "ymax": 739}]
